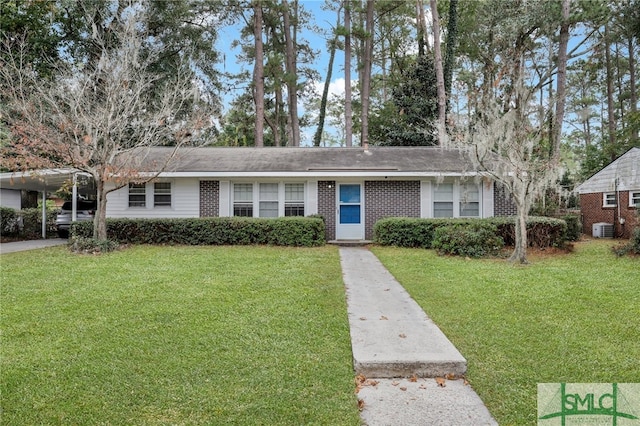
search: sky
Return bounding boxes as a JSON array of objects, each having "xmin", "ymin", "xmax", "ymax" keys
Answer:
[{"xmin": 215, "ymin": 1, "xmax": 351, "ymax": 145}]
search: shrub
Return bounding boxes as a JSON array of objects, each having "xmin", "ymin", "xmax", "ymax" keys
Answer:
[
  {"xmin": 1, "ymin": 207, "xmax": 20, "ymax": 237},
  {"xmin": 19, "ymin": 208, "xmax": 58, "ymax": 239},
  {"xmin": 432, "ymin": 223, "xmax": 504, "ymax": 257},
  {"xmin": 374, "ymin": 216, "xmax": 567, "ymax": 249},
  {"xmin": 487, "ymin": 216, "xmax": 568, "ymax": 248},
  {"xmin": 560, "ymin": 214, "xmax": 582, "ymax": 242},
  {"xmin": 373, "ymin": 217, "xmax": 448, "ymax": 248},
  {"xmin": 69, "ymin": 236, "xmax": 119, "ymax": 254},
  {"xmin": 614, "ymin": 227, "xmax": 640, "ymax": 257},
  {"xmin": 72, "ymin": 216, "xmax": 326, "ymax": 247},
  {"xmin": 631, "ymin": 228, "xmax": 640, "ymax": 254}
]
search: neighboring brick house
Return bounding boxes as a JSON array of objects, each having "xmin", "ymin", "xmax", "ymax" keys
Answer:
[
  {"xmin": 576, "ymin": 147, "xmax": 640, "ymax": 239},
  {"xmin": 1, "ymin": 146, "xmax": 518, "ymax": 241}
]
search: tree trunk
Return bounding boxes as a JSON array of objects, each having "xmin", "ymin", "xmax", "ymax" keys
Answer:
[
  {"xmin": 630, "ymin": 37, "xmax": 638, "ymax": 142},
  {"xmin": 604, "ymin": 24, "xmax": 616, "ymax": 161},
  {"xmin": 264, "ymin": 106, "xmax": 280, "ymax": 147},
  {"xmin": 430, "ymin": 0, "xmax": 447, "ymax": 147},
  {"xmin": 253, "ymin": 0, "xmax": 265, "ymax": 147},
  {"xmin": 551, "ymin": 0, "xmax": 570, "ymax": 161},
  {"xmin": 443, "ymin": 0, "xmax": 458, "ymax": 102},
  {"xmin": 93, "ymin": 176, "xmax": 108, "ymax": 240},
  {"xmin": 416, "ymin": 0, "xmax": 426, "ymax": 57},
  {"xmin": 282, "ymin": 0, "xmax": 300, "ymax": 147},
  {"xmin": 314, "ymin": 34, "xmax": 338, "ymax": 147},
  {"xmin": 509, "ymin": 203, "xmax": 529, "ymax": 264},
  {"xmin": 360, "ymin": 0, "xmax": 374, "ymax": 147},
  {"xmin": 344, "ymin": 0, "xmax": 353, "ymax": 147}
]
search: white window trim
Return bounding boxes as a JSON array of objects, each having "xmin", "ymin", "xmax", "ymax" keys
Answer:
[
  {"xmin": 431, "ymin": 179, "xmax": 482, "ymax": 218},
  {"xmin": 258, "ymin": 183, "xmax": 279, "ymax": 217},
  {"xmin": 630, "ymin": 191, "xmax": 640, "ymax": 208},
  {"xmin": 128, "ymin": 183, "xmax": 146, "ymax": 208},
  {"xmin": 433, "ymin": 182, "xmax": 455, "ymax": 218},
  {"xmin": 459, "ymin": 182, "xmax": 481, "ymax": 218},
  {"xmin": 127, "ymin": 181, "xmax": 173, "ymax": 210},
  {"xmin": 284, "ymin": 183, "xmax": 305, "ymax": 217},
  {"xmin": 603, "ymin": 192, "xmax": 617, "ymax": 208},
  {"xmin": 232, "ymin": 183, "xmax": 254, "ymax": 217},
  {"xmin": 153, "ymin": 181, "xmax": 172, "ymax": 208},
  {"xmin": 231, "ymin": 181, "xmax": 306, "ymax": 218}
]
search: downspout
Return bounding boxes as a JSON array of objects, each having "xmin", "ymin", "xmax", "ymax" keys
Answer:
[
  {"xmin": 615, "ymin": 177, "xmax": 625, "ymax": 237},
  {"xmin": 614, "ymin": 177, "xmax": 618, "ymax": 237}
]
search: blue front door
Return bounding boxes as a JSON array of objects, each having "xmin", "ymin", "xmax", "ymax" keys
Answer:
[{"xmin": 337, "ymin": 184, "xmax": 364, "ymax": 239}]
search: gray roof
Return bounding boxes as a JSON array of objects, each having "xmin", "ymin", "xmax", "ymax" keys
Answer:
[
  {"xmin": 0, "ymin": 147, "xmax": 481, "ymax": 195},
  {"xmin": 140, "ymin": 146, "xmax": 478, "ymax": 176},
  {"xmin": 576, "ymin": 147, "xmax": 640, "ymax": 193}
]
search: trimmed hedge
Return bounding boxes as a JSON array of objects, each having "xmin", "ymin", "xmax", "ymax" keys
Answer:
[
  {"xmin": 1, "ymin": 207, "xmax": 20, "ymax": 237},
  {"xmin": 487, "ymin": 216, "xmax": 568, "ymax": 248},
  {"xmin": 432, "ymin": 223, "xmax": 504, "ymax": 258},
  {"xmin": 0, "ymin": 207, "xmax": 57, "ymax": 239},
  {"xmin": 374, "ymin": 216, "xmax": 568, "ymax": 249},
  {"xmin": 21, "ymin": 208, "xmax": 58, "ymax": 239},
  {"xmin": 372, "ymin": 217, "xmax": 457, "ymax": 248},
  {"xmin": 71, "ymin": 216, "xmax": 326, "ymax": 247}
]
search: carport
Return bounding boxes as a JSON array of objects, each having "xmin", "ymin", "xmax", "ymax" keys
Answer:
[{"xmin": 0, "ymin": 169, "xmax": 95, "ymax": 238}]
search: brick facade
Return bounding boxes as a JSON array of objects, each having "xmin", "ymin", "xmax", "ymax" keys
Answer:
[
  {"xmin": 494, "ymin": 183, "xmax": 517, "ymax": 216},
  {"xmin": 364, "ymin": 181, "xmax": 420, "ymax": 240},
  {"xmin": 198, "ymin": 178, "xmax": 522, "ymax": 241},
  {"xmin": 317, "ymin": 181, "xmax": 336, "ymax": 241},
  {"xmin": 199, "ymin": 180, "xmax": 219, "ymax": 217},
  {"xmin": 580, "ymin": 191, "xmax": 638, "ymax": 239}
]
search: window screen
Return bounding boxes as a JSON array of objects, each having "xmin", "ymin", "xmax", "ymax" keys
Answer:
[
  {"xmin": 154, "ymin": 182, "xmax": 171, "ymax": 207},
  {"xmin": 129, "ymin": 183, "xmax": 146, "ymax": 207}
]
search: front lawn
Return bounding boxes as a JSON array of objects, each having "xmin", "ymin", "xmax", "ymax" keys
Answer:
[
  {"xmin": 1, "ymin": 245, "xmax": 361, "ymax": 425},
  {"xmin": 372, "ymin": 239, "xmax": 640, "ymax": 425}
]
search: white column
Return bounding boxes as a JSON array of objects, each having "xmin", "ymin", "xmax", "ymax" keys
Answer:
[{"xmin": 72, "ymin": 173, "xmax": 78, "ymax": 222}]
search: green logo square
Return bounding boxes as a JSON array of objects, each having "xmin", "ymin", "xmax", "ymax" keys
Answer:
[{"xmin": 538, "ymin": 383, "xmax": 640, "ymax": 425}]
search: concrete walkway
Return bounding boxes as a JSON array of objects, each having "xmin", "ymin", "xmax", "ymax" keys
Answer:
[
  {"xmin": 0, "ymin": 238, "xmax": 67, "ymax": 254},
  {"xmin": 339, "ymin": 246, "xmax": 497, "ymax": 425}
]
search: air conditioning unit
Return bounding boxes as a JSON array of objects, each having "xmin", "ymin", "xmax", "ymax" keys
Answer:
[{"xmin": 592, "ymin": 222, "xmax": 614, "ymax": 238}]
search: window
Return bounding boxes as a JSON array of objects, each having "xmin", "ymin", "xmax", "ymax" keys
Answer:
[
  {"xmin": 460, "ymin": 183, "xmax": 480, "ymax": 217},
  {"xmin": 232, "ymin": 182, "xmax": 305, "ymax": 218},
  {"xmin": 129, "ymin": 183, "xmax": 146, "ymax": 207},
  {"xmin": 285, "ymin": 183, "xmax": 305, "ymax": 216},
  {"xmin": 259, "ymin": 183, "xmax": 279, "ymax": 217},
  {"xmin": 154, "ymin": 182, "xmax": 171, "ymax": 207},
  {"xmin": 434, "ymin": 183, "xmax": 454, "ymax": 218},
  {"xmin": 234, "ymin": 183, "xmax": 253, "ymax": 217},
  {"xmin": 603, "ymin": 192, "xmax": 616, "ymax": 207},
  {"xmin": 631, "ymin": 191, "xmax": 640, "ymax": 208}
]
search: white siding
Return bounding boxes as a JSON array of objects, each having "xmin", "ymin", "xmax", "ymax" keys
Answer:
[
  {"xmin": 106, "ymin": 179, "xmax": 199, "ymax": 218},
  {"xmin": 219, "ymin": 181, "xmax": 230, "ymax": 217},
  {"xmin": 420, "ymin": 180, "xmax": 432, "ymax": 218},
  {"xmin": 482, "ymin": 179, "xmax": 494, "ymax": 218},
  {"xmin": 306, "ymin": 180, "xmax": 318, "ymax": 215},
  {"xmin": 576, "ymin": 148, "xmax": 640, "ymax": 193},
  {"xmin": 0, "ymin": 189, "xmax": 21, "ymax": 210}
]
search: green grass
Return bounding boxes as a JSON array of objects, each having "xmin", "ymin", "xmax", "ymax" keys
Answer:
[
  {"xmin": 371, "ymin": 240, "xmax": 640, "ymax": 425},
  {"xmin": 1, "ymin": 245, "xmax": 361, "ymax": 425}
]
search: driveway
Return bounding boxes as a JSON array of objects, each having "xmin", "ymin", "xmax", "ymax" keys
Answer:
[{"xmin": 0, "ymin": 239, "xmax": 67, "ymax": 254}]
